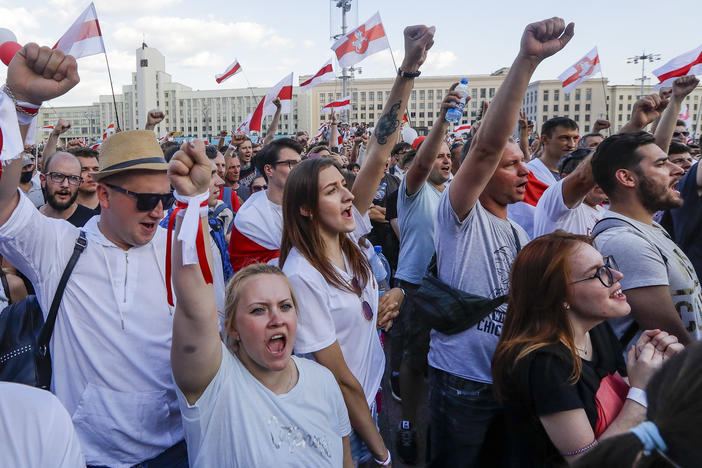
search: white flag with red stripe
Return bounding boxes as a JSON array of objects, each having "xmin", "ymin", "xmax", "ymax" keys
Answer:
[
  {"xmin": 558, "ymin": 47, "xmax": 601, "ymax": 94},
  {"xmin": 42, "ymin": 125, "xmax": 54, "ymax": 132},
  {"xmin": 248, "ymin": 73, "xmax": 293, "ymax": 133},
  {"xmin": 300, "ymin": 59, "xmax": 335, "ymax": 92},
  {"xmin": 321, "ymin": 96, "xmax": 351, "ymax": 112},
  {"xmin": 678, "ymin": 104, "xmax": 693, "ymax": 127},
  {"xmin": 331, "ymin": 12, "xmax": 390, "ymax": 68},
  {"xmin": 236, "ymin": 113, "xmax": 253, "ymax": 135},
  {"xmin": 102, "ymin": 122, "xmax": 116, "ymax": 141},
  {"xmin": 653, "ymin": 44, "xmax": 702, "ymax": 90},
  {"xmin": 215, "ymin": 59, "xmax": 242, "ymax": 84},
  {"xmin": 54, "ymin": 2, "xmax": 105, "ymax": 59},
  {"xmin": 0, "ymin": 93, "xmax": 24, "ymax": 164},
  {"xmin": 454, "ymin": 123, "xmax": 471, "ymax": 135}
]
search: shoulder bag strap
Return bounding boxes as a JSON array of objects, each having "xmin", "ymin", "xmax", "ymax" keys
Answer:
[
  {"xmin": 36, "ymin": 231, "xmax": 88, "ymax": 356},
  {"xmin": 592, "ymin": 217, "xmax": 668, "ymax": 266},
  {"xmin": 509, "ymin": 223, "xmax": 522, "ymax": 253}
]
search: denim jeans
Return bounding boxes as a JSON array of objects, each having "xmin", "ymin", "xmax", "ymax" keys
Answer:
[
  {"xmin": 428, "ymin": 367, "xmax": 504, "ymax": 468},
  {"xmin": 88, "ymin": 440, "xmax": 188, "ymax": 468}
]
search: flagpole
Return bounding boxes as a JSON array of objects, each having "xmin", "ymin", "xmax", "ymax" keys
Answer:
[
  {"xmin": 387, "ymin": 47, "xmax": 414, "ymax": 129},
  {"xmin": 102, "ymin": 50, "xmax": 121, "ymax": 131},
  {"xmin": 240, "ymin": 69, "xmax": 258, "ymax": 100},
  {"xmin": 598, "ymin": 71, "xmax": 611, "ymax": 137},
  {"xmin": 694, "ymin": 101, "xmax": 702, "ymax": 142}
]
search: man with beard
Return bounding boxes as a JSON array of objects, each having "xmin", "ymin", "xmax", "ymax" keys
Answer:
[
  {"xmin": 592, "ymin": 131, "xmax": 702, "ymax": 347},
  {"xmin": 39, "ymin": 152, "xmax": 96, "ymax": 227},
  {"xmin": 69, "ymin": 147, "xmax": 100, "ymax": 210}
]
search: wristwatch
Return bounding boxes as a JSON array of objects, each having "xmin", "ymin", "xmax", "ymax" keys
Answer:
[{"xmin": 397, "ymin": 67, "xmax": 421, "ymax": 78}]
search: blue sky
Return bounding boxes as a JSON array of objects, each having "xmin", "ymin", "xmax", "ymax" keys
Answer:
[{"xmin": 0, "ymin": 0, "xmax": 697, "ymax": 106}]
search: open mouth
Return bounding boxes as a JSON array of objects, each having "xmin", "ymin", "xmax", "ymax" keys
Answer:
[
  {"xmin": 342, "ymin": 206, "xmax": 353, "ymax": 219},
  {"xmin": 267, "ymin": 334, "xmax": 287, "ymax": 356},
  {"xmin": 610, "ymin": 288, "xmax": 626, "ymax": 300},
  {"xmin": 141, "ymin": 222, "xmax": 156, "ymax": 231}
]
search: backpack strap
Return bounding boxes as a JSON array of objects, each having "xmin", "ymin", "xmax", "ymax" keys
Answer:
[
  {"xmin": 591, "ymin": 217, "xmax": 668, "ymax": 266},
  {"xmin": 0, "ymin": 268, "xmax": 10, "ymax": 305},
  {"xmin": 36, "ymin": 231, "xmax": 88, "ymax": 367}
]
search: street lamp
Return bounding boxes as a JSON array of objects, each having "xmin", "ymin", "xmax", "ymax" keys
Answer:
[{"xmin": 627, "ymin": 51, "xmax": 662, "ymax": 98}]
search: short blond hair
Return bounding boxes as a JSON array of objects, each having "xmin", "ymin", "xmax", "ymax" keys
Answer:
[{"xmin": 222, "ymin": 264, "xmax": 298, "ymax": 351}]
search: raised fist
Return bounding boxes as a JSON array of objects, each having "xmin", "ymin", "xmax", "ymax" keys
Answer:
[
  {"xmin": 146, "ymin": 109, "xmax": 165, "ymax": 129},
  {"xmin": 519, "ymin": 17, "xmax": 574, "ymax": 62},
  {"xmin": 168, "ymin": 140, "xmax": 212, "ymax": 196},
  {"xmin": 592, "ymin": 119, "xmax": 611, "ymax": 133},
  {"xmin": 6, "ymin": 43, "xmax": 80, "ymax": 105},
  {"xmin": 672, "ymin": 75, "xmax": 700, "ymax": 101},
  {"xmin": 402, "ymin": 25, "xmax": 435, "ymax": 71},
  {"xmin": 52, "ymin": 118, "xmax": 71, "ymax": 136},
  {"xmin": 630, "ymin": 94, "xmax": 668, "ymax": 128}
]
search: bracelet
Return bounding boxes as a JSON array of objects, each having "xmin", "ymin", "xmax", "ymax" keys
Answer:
[
  {"xmin": 373, "ymin": 449, "xmax": 391, "ymax": 466},
  {"xmin": 397, "ymin": 67, "xmax": 421, "ymax": 78},
  {"xmin": 627, "ymin": 387, "xmax": 648, "ymax": 408},
  {"xmin": 3, "ymin": 84, "xmax": 41, "ymax": 125},
  {"xmin": 561, "ymin": 439, "xmax": 598, "ymax": 457}
]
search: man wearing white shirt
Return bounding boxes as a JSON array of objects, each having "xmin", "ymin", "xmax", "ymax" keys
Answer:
[
  {"xmin": 533, "ymin": 148, "xmax": 607, "ymax": 237},
  {"xmin": 0, "ymin": 45, "xmax": 186, "ymax": 468}
]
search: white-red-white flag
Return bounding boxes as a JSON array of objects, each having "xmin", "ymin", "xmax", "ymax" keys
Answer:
[
  {"xmin": 101, "ymin": 122, "xmax": 115, "ymax": 141},
  {"xmin": 54, "ymin": 2, "xmax": 105, "ymax": 59},
  {"xmin": 300, "ymin": 59, "xmax": 335, "ymax": 92},
  {"xmin": 249, "ymin": 73, "xmax": 293, "ymax": 133},
  {"xmin": 678, "ymin": 104, "xmax": 693, "ymax": 127},
  {"xmin": 236, "ymin": 113, "xmax": 253, "ymax": 135},
  {"xmin": 559, "ymin": 47, "xmax": 601, "ymax": 94},
  {"xmin": 454, "ymin": 124, "xmax": 472, "ymax": 135},
  {"xmin": 653, "ymin": 44, "xmax": 702, "ymax": 90},
  {"xmin": 331, "ymin": 12, "xmax": 390, "ymax": 69},
  {"xmin": 42, "ymin": 125, "xmax": 55, "ymax": 132},
  {"xmin": 215, "ymin": 59, "xmax": 242, "ymax": 84},
  {"xmin": 0, "ymin": 93, "xmax": 24, "ymax": 164},
  {"xmin": 321, "ymin": 96, "xmax": 351, "ymax": 112}
]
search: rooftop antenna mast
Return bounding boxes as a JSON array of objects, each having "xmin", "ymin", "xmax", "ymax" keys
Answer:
[{"xmin": 331, "ymin": 0, "xmax": 358, "ymax": 122}]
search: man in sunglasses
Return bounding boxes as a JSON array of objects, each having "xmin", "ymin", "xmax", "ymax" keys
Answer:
[
  {"xmin": 228, "ymin": 138, "xmax": 302, "ymax": 271},
  {"xmin": 38, "ymin": 152, "xmax": 96, "ymax": 227},
  {"xmin": 0, "ymin": 44, "xmax": 187, "ymax": 468}
]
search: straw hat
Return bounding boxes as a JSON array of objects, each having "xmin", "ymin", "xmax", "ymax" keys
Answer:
[{"xmin": 91, "ymin": 130, "xmax": 167, "ymax": 181}]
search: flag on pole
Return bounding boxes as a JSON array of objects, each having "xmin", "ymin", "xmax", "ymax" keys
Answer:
[
  {"xmin": 236, "ymin": 113, "xmax": 253, "ymax": 135},
  {"xmin": 0, "ymin": 93, "xmax": 24, "ymax": 164},
  {"xmin": 300, "ymin": 60, "xmax": 335, "ymax": 92},
  {"xmin": 321, "ymin": 96, "xmax": 351, "ymax": 112},
  {"xmin": 653, "ymin": 44, "xmax": 702, "ymax": 90},
  {"xmin": 248, "ymin": 73, "xmax": 293, "ymax": 133},
  {"xmin": 454, "ymin": 124, "xmax": 472, "ymax": 135},
  {"xmin": 42, "ymin": 125, "xmax": 55, "ymax": 132},
  {"xmin": 678, "ymin": 104, "xmax": 693, "ymax": 127},
  {"xmin": 54, "ymin": 2, "xmax": 105, "ymax": 59},
  {"xmin": 215, "ymin": 59, "xmax": 242, "ymax": 84},
  {"xmin": 331, "ymin": 12, "xmax": 390, "ymax": 68},
  {"xmin": 558, "ymin": 47, "xmax": 601, "ymax": 94},
  {"xmin": 101, "ymin": 122, "xmax": 116, "ymax": 141}
]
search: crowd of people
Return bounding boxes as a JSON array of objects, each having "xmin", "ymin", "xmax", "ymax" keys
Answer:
[{"xmin": 0, "ymin": 15, "xmax": 701, "ymax": 468}]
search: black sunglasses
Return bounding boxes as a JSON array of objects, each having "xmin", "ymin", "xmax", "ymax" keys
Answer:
[
  {"xmin": 570, "ymin": 256, "xmax": 619, "ymax": 288},
  {"xmin": 251, "ymin": 184, "xmax": 268, "ymax": 192},
  {"xmin": 105, "ymin": 183, "xmax": 175, "ymax": 211},
  {"xmin": 351, "ymin": 277, "xmax": 373, "ymax": 321},
  {"xmin": 673, "ymin": 131, "xmax": 690, "ymax": 137}
]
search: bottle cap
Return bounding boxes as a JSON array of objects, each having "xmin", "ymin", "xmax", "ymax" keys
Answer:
[
  {"xmin": 460, "ymin": 78, "xmax": 468, "ymax": 84},
  {"xmin": 374, "ymin": 245, "xmax": 383, "ymax": 253}
]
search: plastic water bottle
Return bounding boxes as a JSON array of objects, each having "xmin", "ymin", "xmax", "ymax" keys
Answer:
[
  {"xmin": 374, "ymin": 181, "xmax": 387, "ymax": 203},
  {"xmin": 445, "ymin": 78, "xmax": 469, "ymax": 124},
  {"xmin": 373, "ymin": 246, "xmax": 391, "ymax": 295}
]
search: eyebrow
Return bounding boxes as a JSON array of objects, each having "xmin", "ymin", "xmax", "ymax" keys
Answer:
[
  {"xmin": 654, "ymin": 157, "xmax": 669, "ymax": 163},
  {"xmin": 322, "ymin": 179, "xmax": 343, "ymax": 190}
]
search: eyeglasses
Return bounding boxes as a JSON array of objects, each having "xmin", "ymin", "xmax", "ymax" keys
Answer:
[
  {"xmin": 104, "ymin": 183, "xmax": 175, "ymax": 211},
  {"xmin": 251, "ymin": 184, "xmax": 268, "ymax": 193},
  {"xmin": 570, "ymin": 256, "xmax": 619, "ymax": 288},
  {"xmin": 271, "ymin": 160, "xmax": 300, "ymax": 169},
  {"xmin": 47, "ymin": 172, "xmax": 82, "ymax": 186},
  {"xmin": 351, "ymin": 277, "xmax": 373, "ymax": 321},
  {"xmin": 673, "ymin": 131, "xmax": 690, "ymax": 138}
]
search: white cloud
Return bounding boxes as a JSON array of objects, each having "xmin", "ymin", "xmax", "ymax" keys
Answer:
[
  {"xmin": 182, "ymin": 51, "xmax": 222, "ymax": 68},
  {"xmin": 303, "ymin": 40, "xmax": 315, "ymax": 48},
  {"xmin": 424, "ymin": 50, "xmax": 458, "ymax": 71}
]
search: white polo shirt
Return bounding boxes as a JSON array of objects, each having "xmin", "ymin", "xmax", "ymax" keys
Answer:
[{"xmin": 0, "ymin": 190, "xmax": 183, "ymax": 468}]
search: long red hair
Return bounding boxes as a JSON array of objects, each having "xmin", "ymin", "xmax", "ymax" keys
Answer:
[{"xmin": 492, "ymin": 231, "xmax": 592, "ymax": 402}]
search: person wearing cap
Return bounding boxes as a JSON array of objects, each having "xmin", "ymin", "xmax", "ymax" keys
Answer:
[
  {"xmin": 533, "ymin": 148, "xmax": 608, "ymax": 237},
  {"xmin": 0, "ymin": 44, "xmax": 187, "ymax": 468},
  {"xmin": 18, "ymin": 151, "xmax": 44, "ymax": 207}
]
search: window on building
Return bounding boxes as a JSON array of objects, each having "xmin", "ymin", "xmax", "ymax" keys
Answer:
[
  {"xmin": 361, "ymin": 92, "xmax": 366, "ymax": 101},
  {"xmin": 419, "ymin": 90, "xmax": 425, "ymax": 99},
  {"xmin": 369, "ymin": 91, "xmax": 374, "ymax": 100},
  {"xmin": 411, "ymin": 90, "xmax": 416, "ymax": 99},
  {"xmin": 410, "ymin": 112, "xmax": 416, "ymax": 118},
  {"xmin": 619, "ymin": 103, "xmax": 623, "ymax": 111},
  {"xmin": 471, "ymin": 89, "xmax": 477, "ymax": 99},
  {"xmin": 543, "ymin": 90, "xmax": 549, "ymax": 101},
  {"xmin": 564, "ymin": 93, "xmax": 570, "ymax": 101},
  {"xmin": 585, "ymin": 88, "xmax": 592, "ymax": 101},
  {"xmin": 428, "ymin": 90, "xmax": 434, "ymax": 100},
  {"xmin": 489, "ymin": 88, "xmax": 495, "ymax": 98},
  {"xmin": 543, "ymin": 105, "xmax": 548, "ymax": 112},
  {"xmin": 574, "ymin": 115, "xmax": 579, "ymax": 122},
  {"xmin": 627, "ymin": 104, "xmax": 632, "ymax": 111},
  {"xmin": 480, "ymin": 88, "xmax": 486, "ymax": 99},
  {"xmin": 564, "ymin": 104, "xmax": 569, "ymax": 111},
  {"xmin": 585, "ymin": 114, "xmax": 590, "ymax": 121},
  {"xmin": 140, "ymin": 59, "xmax": 148, "ymax": 67},
  {"xmin": 419, "ymin": 112, "xmax": 425, "ymax": 118},
  {"xmin": 628, "ymin": 95, "xmax": 632, "ymax": 100},
  {"xmin": 575, "ymin": 89, "xmax": 581, "ymax": 100},
  {"xmin": 543, "ymin": 115, "xmax": 548, "ymax": 123},
  {"xmin": 575, "ymin": 104, "xmax": 580, "ymax": 111},
  {"xmin": 618, "ymin": 114, "xmax": 623, "ymax": 121},
  {"xmin": 428, "ymin": 120, "xmax": 433, "ymax": 126},
  {"xmin": 554, "ymin": 90, "xmax": 560, "ymax": 101}
]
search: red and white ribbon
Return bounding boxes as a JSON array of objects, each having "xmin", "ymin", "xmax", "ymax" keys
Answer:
[{"xmin": 165, "ymin": 190, "xmax": 212, "ymax": 306}]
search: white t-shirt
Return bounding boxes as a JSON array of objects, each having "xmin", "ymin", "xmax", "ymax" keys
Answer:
[
  {"xmin": 233, "ymin": 189, "xmax": 283, "ymax": 250},
  {"xmin": 177, "ymin": 345, "xmax": 351, "ymax": 468},
  {"xmin": 0, "ymin": 191, "xmax": 183, "ymax": 468},
  {"xmin": 431, "ymin": 190, "xmax": 530, "ymax": 383},
  {"xmin": 533, "ymin": 178, "xmax": 607, "ymax": 237},
  {"xmin": 507, "ymin": 158, "xmax": 558, "ymax": 238},
  {"xmin": 283, "ymin": 206, "xmax": 385, "ymax": 406},
  {"xmin": 0, "ymin": 382, "xmax": 85, "ymax": 468}
]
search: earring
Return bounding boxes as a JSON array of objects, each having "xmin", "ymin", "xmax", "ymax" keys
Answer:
[{"xmin": 564, "ymin": 303, "xmax": 571, "ymax": 310}]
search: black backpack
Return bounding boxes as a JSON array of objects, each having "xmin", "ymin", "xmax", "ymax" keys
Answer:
[{"xmin": 0, "ymin": 231, "xmax": 87, "ymax": 389}]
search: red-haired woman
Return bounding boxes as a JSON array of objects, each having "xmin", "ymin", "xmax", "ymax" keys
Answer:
[{"xmin": 492, "ymin": 231, "xmax": 683, "ymax": 466}]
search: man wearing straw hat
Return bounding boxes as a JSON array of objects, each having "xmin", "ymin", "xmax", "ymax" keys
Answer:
[{"xmin": 0, "ymin": 44, "xmax": 187, "ymax": 467}]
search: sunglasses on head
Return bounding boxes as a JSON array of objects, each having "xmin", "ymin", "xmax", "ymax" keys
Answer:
[{"xmin": 105, "ymin": 183, "xmax": 175, "ymax": 211}]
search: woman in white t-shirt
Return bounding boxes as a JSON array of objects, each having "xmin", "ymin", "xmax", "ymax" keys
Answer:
[
  {"xmin": 168, "ymin": 141, "xmax": 353, "ymax": 468},
  {"xmin": 279, "ymin": 157, "xmax": 405, "ymax": 466}
]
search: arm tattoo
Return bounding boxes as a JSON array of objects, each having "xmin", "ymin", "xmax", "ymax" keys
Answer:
[{"xmin": 374, "ymin": 102, "xmax": 401, "ymax": 145}]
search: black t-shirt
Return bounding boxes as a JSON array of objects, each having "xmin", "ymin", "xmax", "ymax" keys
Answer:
[
  {"xmin": 385, "ymin": 189, "xmax": 398, "ymax": 221},
  {"xmin": 501, "ymin": 322, "xmax": 626, "ymax": 467},
  {"xmin": 67, "ymin": 204, "xmax": 98, "ymax": 227}
]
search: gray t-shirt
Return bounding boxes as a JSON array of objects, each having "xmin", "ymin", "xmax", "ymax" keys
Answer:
[
  {"xmin": 395, "ymin": 178, "xmax": 443, "ymax": 284},
  {"xmin": 594, "ymin": 211, "xmax": 702, "ymax": 343},
  {"xmin": 430, "ymin": 189, "xmax": 530, "ymax": 383}
]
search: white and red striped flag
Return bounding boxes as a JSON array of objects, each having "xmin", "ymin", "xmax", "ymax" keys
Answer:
[
  {"xmin": 101, "ymin": 122, "xmax": 116, "ymax": 141},
  {"xmin": 559, "ymin": 47, "xmax": 601, "ymax": 94},
  {"xmin": 215, "ymin": 59, "xmax": 242, "ymax": 84},
  {"xmin": 454, "ymin": 124, "xmax": 472, "ymax": 135},
  {"xmin": 300, "ymin": 59, "xmax": 335, "ymax": 92},
  {"xmin": 321, "ymin": 96, "xmax": 351, "ymax": 112},
  {"xmin": 54, "ymin": 2, "xmax": 105, "ymax": 59},
  {"xmin": 331, "ymin": 12, "xmax": 390, "ymax": 68},
  {"xmin": 248, "ymin": 73, "xmax": 293, "ymax": 133},
  {"xmin": 42, "ymin": 125, "xmax": 54, "ymax": 132},
  {"xmin": 0, "ymin": 93, "xmax": 24, "ymax": 165},
  {"xmin": 235, "ymin": 113, "xmax": 253, "ymax": 135},
  {"xmin": 678, "ymin": 104, "xmax": 692, "ymax": 127},
  {"xmin": 653, "ymin": 44, "xmax": 702, "ymax": 90}
]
